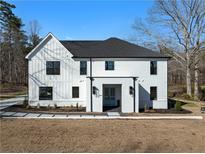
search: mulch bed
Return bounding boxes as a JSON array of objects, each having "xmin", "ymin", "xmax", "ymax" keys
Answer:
[{"xmin": 2, "ymin": 104, "xmax": 106, "ymax": 115}]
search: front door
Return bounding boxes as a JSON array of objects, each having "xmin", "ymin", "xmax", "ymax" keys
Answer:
[{"xmin": 103, "ymin": 87, "xmax": 116, "ymax": 106}]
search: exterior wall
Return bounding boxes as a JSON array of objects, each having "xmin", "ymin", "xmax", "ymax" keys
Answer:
[
  {"xmin": 27, "ymin": 35, "xmax": 167, "ymax": 111},
  {"xmin": 86, "ymin": 78, "xmax": 139, "ymax": 113},
  {"xmin": 28, "ymin": 36, "xmax": 87, "ymax": 107},
  {"xmin": 86, "ymin": 58, "xmax": 167, "ymax": 111}
]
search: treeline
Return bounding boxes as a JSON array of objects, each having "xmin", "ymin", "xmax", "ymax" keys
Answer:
[
  {"xmin": 133, "ymin": 0, "xmax": 205, "ymax": 100},
  {"xmin": 0, "ymin": 0, "xmax": 40, "ymax": 85}
]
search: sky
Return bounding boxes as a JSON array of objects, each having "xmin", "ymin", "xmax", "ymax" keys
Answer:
[{"xmin": 10, "ymin": 0, "xmax": 154, "ymax": 40}]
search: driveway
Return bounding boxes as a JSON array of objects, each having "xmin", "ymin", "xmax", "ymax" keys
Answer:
[{"xmin": 0, "ymin": 95, "xmax": 27, "ymax": 110}]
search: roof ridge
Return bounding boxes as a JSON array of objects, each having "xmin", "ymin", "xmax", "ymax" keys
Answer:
[{"xmin": 60, "ymin": 40, "xmax": 104, "ymax": 42}]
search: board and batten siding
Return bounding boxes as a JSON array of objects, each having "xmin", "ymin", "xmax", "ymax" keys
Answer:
[
  {"xmin": 27, "ymin": 33, "xmax": 168, "ymax": 111},
  {"xmin": 28, "ymin": 36, "xmax": 87, "ymax": 107}
]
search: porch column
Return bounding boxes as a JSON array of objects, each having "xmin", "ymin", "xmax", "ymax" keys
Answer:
[{"xmin": 133, "ymin": 77, "xmax": 139, "ymax": 113}]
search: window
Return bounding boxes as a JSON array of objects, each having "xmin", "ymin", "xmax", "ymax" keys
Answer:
[
  {"xmin": 150, "ymin": 61, "xmax": 157, "ymax": 75},
  {"xmin": 46, "ymin": 61, "xmax": 60, "ymax": 75},
  {"xmin": 150, "ymin": 87, "xmax": 157, "ymax": 100},
  {"xmin": 72, "ymin": 87, "xmax": 79, "ymax": 98},
  {"xmin": 105, "ymin": 61, "xmax": 114, "ymax": 70},
  {"xmin": 39, "ymin": 87, "xmax": 53, "ymax": 100},
  {"xmin": 80, "ymin": 61, "xmax": 87, "ymax": 75}
]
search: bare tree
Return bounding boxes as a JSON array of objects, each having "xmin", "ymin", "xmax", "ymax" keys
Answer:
[
  {"xmin": 28, "ymin": 20, "xmax": 41, "ymax": 48},
  {"xmin": 133, "ymin": 0, "xmax": 205, "ymax": 99}
]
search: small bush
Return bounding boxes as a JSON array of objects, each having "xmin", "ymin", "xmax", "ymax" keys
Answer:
[
  {"xmin": 175, "ymin": 101, "xmax": 182, "ymax": 111},
  {"xmin": 22, "ymin": 99, "xmax": 28, "ymax": 107},
  {"xmin": 199, "ymin": 87, "xmax": 205, "ymax": 101}
]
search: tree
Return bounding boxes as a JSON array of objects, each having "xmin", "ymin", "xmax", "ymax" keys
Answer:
[
  {"xmin": 0, "ymin": 0, "xmax": 28, "ymax": 84},
  {"xmin": 133, "ymin": 0, "xmax": 205, "ymax": 99},
  {"xmin": 28, "ymin": 20, "xmax": 41, "ymax": 48}
]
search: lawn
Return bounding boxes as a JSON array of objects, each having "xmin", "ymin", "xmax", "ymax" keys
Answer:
[{"xmin": 0, "ymin": 118, "xmax": 205, "ymax": 153}]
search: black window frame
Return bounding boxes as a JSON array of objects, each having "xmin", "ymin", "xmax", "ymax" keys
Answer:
[
  {"xmin": 150, "ymin": 61, "xmax": 157, "ymax": 75},
  {"xmin": 39, "ymin": 87, "xmax": 53, "ymax": 100},
  {"xmin": 46, "ymin": 61, "xmax": 60, "ymax": 75},
  {"xmin": 105, "ymin": 61, "xmax": 114, "ymax": 70},
  {"xmin": 150, "ymin": 86, "xmax": 157, "ymax": 100},
  {"xmin": 80, "ymin": 61, "xmax": 87, "ymax": 75},
  {"xmin": 72, "ymin": 86, "xmax": 79, "ymax": 98}
]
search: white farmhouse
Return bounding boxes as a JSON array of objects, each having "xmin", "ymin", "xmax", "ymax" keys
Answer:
[{"xmin": 25, "ymin": 33, "xmax": 169, "ymax": 113}]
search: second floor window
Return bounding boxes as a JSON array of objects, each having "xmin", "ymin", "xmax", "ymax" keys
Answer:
[
  {"xmin": 150, "ymin": 61, "xmax": 157, "ymax": 75},
  {"xmin": 46, "ymin": 61, "xmax": 60, "ymax": 75},
  {"xmin": 105, "ymin": 61, "xmax": 114, "ymax": 70},
  {"xmin": 80, "ymin": 61, "xmax": 87, "ymax": 75}
]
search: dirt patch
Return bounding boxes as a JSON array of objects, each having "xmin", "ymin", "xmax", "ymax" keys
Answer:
[{"xmin": 0, "ymin": 118, "xmax": 205, "ymax": 152}]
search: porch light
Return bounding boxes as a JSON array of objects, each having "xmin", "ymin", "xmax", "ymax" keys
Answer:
[
  {"xmin": 93, "ymin": 86, "xmax": 98, "ymax": 95},
  {"xmin": 129, "ymin": 86, "xmax": 134, "ymax": 95}
]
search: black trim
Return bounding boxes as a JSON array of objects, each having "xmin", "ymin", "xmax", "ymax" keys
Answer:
[
  {"xmin": 133, "ymin": 77, "xmax": 136, "ymax": 112},
  {"xmin": 90, "ymin": 58, "xmax": 93, "ymax": 112}
]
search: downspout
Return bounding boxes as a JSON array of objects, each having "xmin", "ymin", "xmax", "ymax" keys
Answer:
[
  {"xmin": 133, "ymin": 77, "xmax": 136, "ymax": 112},
  {"xmin": 90, "ymin": 58, "xmax": 93, "ymax": 112}
]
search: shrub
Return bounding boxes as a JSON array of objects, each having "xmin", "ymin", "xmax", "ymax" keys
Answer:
[
  {"xmin": 175, "ymin": 101, "xmax": 182, "ymax": 111},
  {"xmin": 199, "ymin": 87, "xmax": 205, "ymax": 101},
  {"xmin": 22, "ymin": 99, "xmax": 28, "ymax": 107}
]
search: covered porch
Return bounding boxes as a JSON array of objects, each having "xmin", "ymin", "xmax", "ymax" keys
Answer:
[{"xmin": 86, "ymin": 76, "xmax": 139, "ymax": 113}]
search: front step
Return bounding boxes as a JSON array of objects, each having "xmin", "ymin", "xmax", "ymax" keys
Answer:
[{"xmin": 107, "ymin": 112, "xmax": 120, "ymax": 116}]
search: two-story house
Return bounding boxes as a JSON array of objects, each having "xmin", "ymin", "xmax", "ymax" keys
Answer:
[{"xmin": 25, "ymin": 33, "xmax": 169, "ymax": 113}]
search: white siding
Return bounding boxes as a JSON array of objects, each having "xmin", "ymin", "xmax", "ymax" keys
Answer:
[
  {"xmin": 86, "ymin": 59, "xmax": 167, "ymax": 111},
  {"xmin": 28, "ymin": 36, "xmax": 87, "ymax": 107},
  {"xmin": 27, "ymin": 34, "xmax": 168, "ymax": 112}
]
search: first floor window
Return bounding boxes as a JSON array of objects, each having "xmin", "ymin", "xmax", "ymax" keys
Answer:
[
  {"xmin": 150, "ymin": 61, "xmax": 157, "ymax": 75},
  {"xmin": 150, "ymin": 86, "xmax": 157, "ymax": 100},
  {"xmin": 72, "ymin": 87, "xmax": 79, "ymax": 98},
  {"xmin": 105, "ymin": 61, "xmax": 114, "ymax": 70},
  {"xmin": 80, "ymin": 61, "xmax": 87, "ymax": 75},
  {"xmin": 39, "ymin": 87, "xmax": 53, "ymax": 100},
  {"xmin": 46, "ymin": 61, "xmax": 60, "ymax": 75}
]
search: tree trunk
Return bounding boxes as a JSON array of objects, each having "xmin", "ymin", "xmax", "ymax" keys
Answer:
[
  {"xmin": 186, "ymin": 52, "xmax": 192, "ymax": 96},
  {"xmin": 194, "ymin": 60, "xmax": 199, "ymax": 100}
]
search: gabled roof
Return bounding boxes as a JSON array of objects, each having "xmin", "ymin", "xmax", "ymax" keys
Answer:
[
  {"xmin": 60, "ymin": 38, "xmax": 169, "ymax": 58},
  {"xmin": 26, "ymin": 33, "xmax": 170, "ymax": 60},
  {"xmin": 25, "ymin": 32, "xmax": 61, "ymax": 59}
]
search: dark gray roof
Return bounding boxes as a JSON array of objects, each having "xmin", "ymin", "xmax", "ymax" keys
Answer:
[{"xmin": 60, "ymin": 38, "xmax": 169, "ymax": 58}]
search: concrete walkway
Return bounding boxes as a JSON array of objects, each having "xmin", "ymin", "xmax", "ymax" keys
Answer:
[
  {"xmin": 0, "ymin": 111, "xmax": 203, "ymax": 120},
  {"xmin": 0, "ymin": 95, "xmax": 27, "ymax": 110}
]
